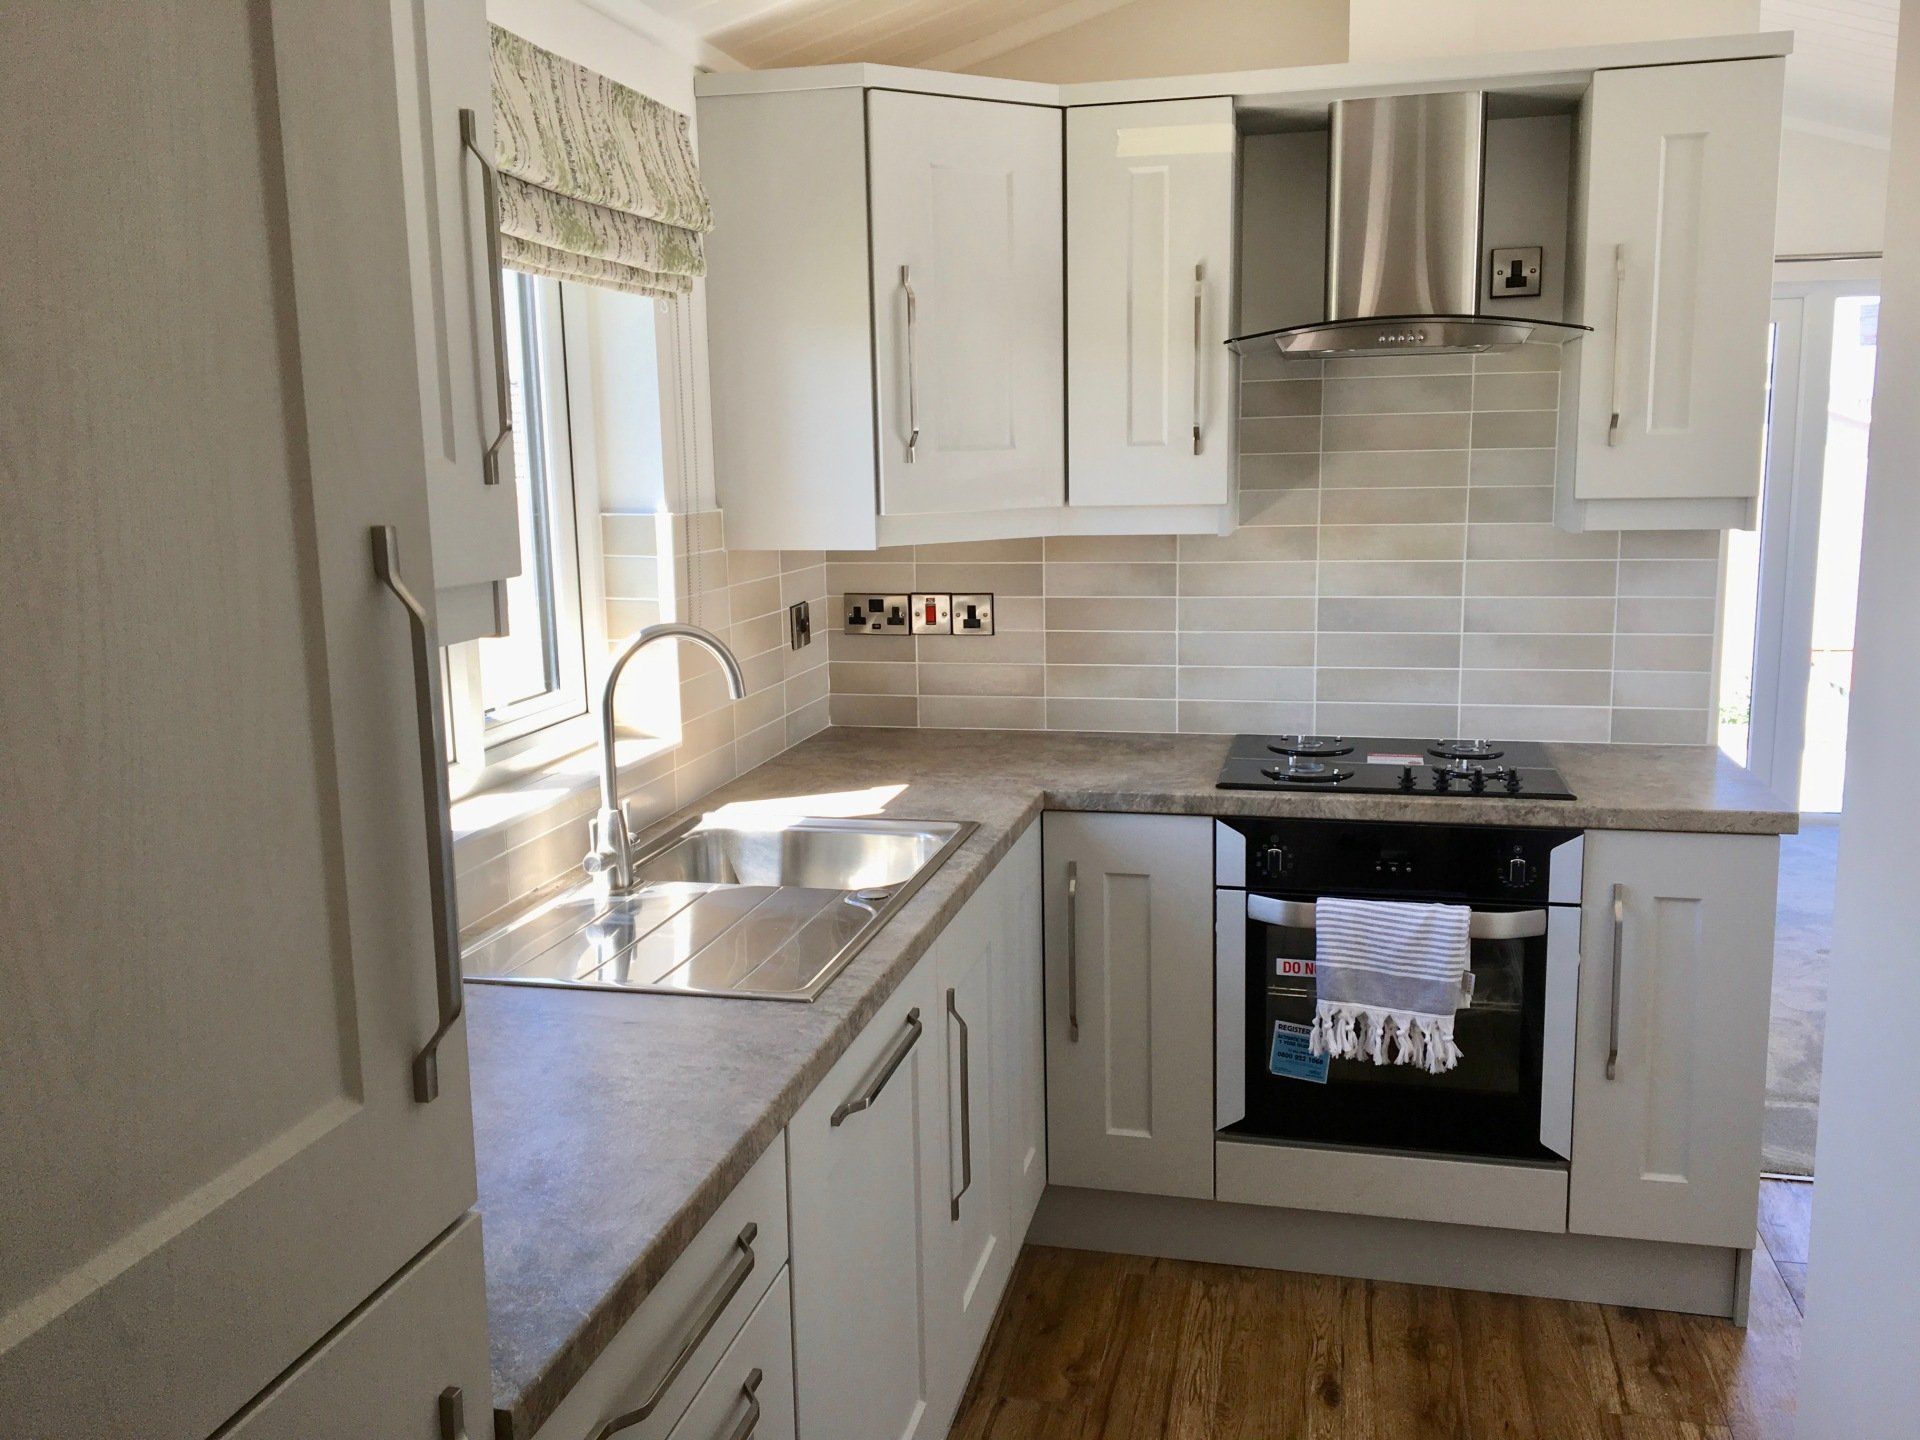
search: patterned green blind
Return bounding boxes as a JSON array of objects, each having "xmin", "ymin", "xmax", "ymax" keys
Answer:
[{"xmin": 489, "ymin": 27, "xmax": 712, "ymax": 299}]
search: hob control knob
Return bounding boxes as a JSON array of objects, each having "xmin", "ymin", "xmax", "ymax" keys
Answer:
[
  {"xmin": 1503, "ymin": 770, "xmax": 1523, "ymax": 793},
  {"xmin": 1469, "ymin": 770, "xmax": 1487, "ymax": 793},
  {"xmin": 1398, "ymin": 765, "xmax": 1416, "ymax": 791},
  {"xmin": 1433, "ymin": 769, "xmax": 1451, "ymax": 791}
]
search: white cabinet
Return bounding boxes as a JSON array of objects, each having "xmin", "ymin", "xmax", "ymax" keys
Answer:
[
  {"xmin": 529, "ymin": 1142, "xmax": 790, "ymax": 1440},
  {"xmin": 788, "ymin": 961, "xmax": 942, "ymax": 1440},
  {"xmin": 1568, "ymin": 831, "xmax": 1781, "ymax": 1248},
  {"xmin": 1042, "ymin": 813, "xmax": 1216, "ymax": 1199},
  {"xmin": 1, "ymin": 3, "xmax": 488, "ymax": 1433},
  {"xmin": 397, "ymin": 0, "xmax": 523, "ymax": 642},
  {"xmin": 870, "ymin": 91, "xmax": 1065, "ymax": 520},
  {"xmin": 995, "ymin": 824, "xmax": 1048, "ymax": 1242},
  {"xmin": 218, "ymin": 1216, "xmax": 492, "ymax": 1440},
  {"xmin": 1563, "ymin": 58, "xmax": 1785, "ymax": 531},
  {"xmin": 664, "ymin": 1272, "xmax": 797, "ymax": 1440},
  {"xmin": 1067, "ymin": 98, "xmax": 1237, "ymax": 509}
]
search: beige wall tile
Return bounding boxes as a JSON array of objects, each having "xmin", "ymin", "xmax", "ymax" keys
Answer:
[
  {"xmin": 1469, "ymin": 449, "xmax": 1557, "ymax": 486},
  {"xmin": 1177, "ymin": 561, "xmax": 1316, "ymax": 597},
  {"xmin": 1612, "ymin": 670, "xmax": 1712, "ymax": 709},
  {"xmin": 1319, "ymin": 561, "xmax": 1463, "ymax": 597},
  {"xmin": 1323, "ymin": 412, "xmax": 1470, "ymax": 451},
  {"xmin": 1322, "ymin": 450, "xmax": 1469, "ymax": 488},
  {"xmin": 1458, "ymin": 704, "xmax": 1611, "ymax": 742},
  {"xmin": 1181, "ymin": 596, "xmax": 1316, "ymax": 631},
  {"xmin": 1238, "ymin": 486, "xmax": 1323, "ymax": 526},
  {"xmin": 1617, "ymin": 559, "xmax": 1720, "ymax": 597},
  {"xmin": 920, "ymin": 662, "xmax": 1044, "ymax": 697},
  {"xmin": 1465, "ymin": 523, "xmax": 1618, "ymax": 561},
  {"xmin": 918, "ymin": 695, "xmax": 1044, "ymax": 729},
  {"xmin": 1613, "ymin": 634, "xmax": 1716, "ymax": 671},
  {"xmin": 601, "ymin": 512, "xmax": 658, "ymax": 557},
  {"xmin": 1473, "ymin": 343, "xmax": 1560, "ymax": 373},
  {"xmin": 1179, "ymin": 666, "xmax": 1314, "ymax": 701},
  {"xmin": 1045, "ymin": 664, "xmax": 1176, "ymax": 699},
  {"xmin": 1239, "ymin": 453, "xmax": 1321, "ymax": 489},
  {"xmin": 829, "ymin": 694, "xmax": 918, "ymax": 727},
  {"xmin": 1240, "ymin": 416, "xmax": 1322, "ymax": 452},
  {"xmin": 916, "ymin": 537, "xmax": 1044, "ymax": 562},
  {"xmin": 1046, "ymin": 697, "xmax": 1176, "ymax": 733},
  {"xmin": 1322, "ymin": 373, "xmax": 1472, "ymax": 414},
  {"xmin": 1317, "ymin": 631, "xmax": 1460, "ymax": 668},
  {"xmin": 1465, "ymin": 560, "xmax": 1616, "ymax": 596},
  {"xmin": 1462, "ymin": 596, "xmax": 1615, "ymax": 634},
  {"xmin": 1314, "ymin": 701, "xmax": 1460, "ymax": 734},
  {"xmin": 1049, "ymin": 630, "xmax": 1178, "ymax": 665},
  {"xmin": 1241, "ymin": 378, "xmax": 1323, "ymax": 416},
  {"xmin": 1045, "ymin": 597, "xmax": 1176, "ymax": 631},
  {"xmin": 1320, "ymin": 597, "xmax": 1463, "ymax": 632},
  {"xmin": 1178, "ymin": 700, "xmax": 1316, "ymax": 733},
  {"xmin": 1610, "ymin": 707, "xmax": 1713, "ymax": 744},
  {"xmin": 1470, "ymin": 411, "xmax": 1557, "ymax": 448},
  {"xmin": 1319, "ymin": 524, "xmax": 1464, "ymax": 562},
  {"xmin": 1621, "ymin": 530, "xmax": 1720, "ymax": 559},
  {"xmin": 1318, "ymin": 667, "xmax": 1459, "ymax": 703},
  {"xmin": 1045, "ymin": 561, "xmax": 1177, "ymax": 597},
  {"xmin": 1326, "ymin": 353, "xmax": 1471, "ymax": 378},
  {"xmin": 917, "ymin": 630, "xmax": 1047, "ymax": 664},
  {"xmin": 830, "ymin": 661, "xmax": 917, "ymax": 695},
  {"xmin": 1320, "ymin": 488, "xmax": 1467, "ymax": 525},
  {"xmin": 1614, "ymin": 596, "xmax": 1717, "ymax": 634},
  {"xmin": 1461, "ymin": 669, "xmax": 1614, "ymax": 707},
  {"xmin": 1470, "ymin": 371, "xmax": 1558, "ymax": 411},
  {"xmin": 1466, "ymin": 486, "xmax": 1555, "ymax": 523},
  {"xmin": 1178, "ymin": 526, "xmax": 1315, "ymax": 562},
  {"xmin": 1175, "ymin": 631, "xmax": 1315, "ymax": 667},
  {"xmin": 917, "ymin": 561, "xmax": 1044, "ymax": 596},
  {"xmin": 1461, "ymin": 633, "xmax": 1613, "ymax": 670},
  {"xmin": 1044, "ymin": 534, "xmax": 1178, "ymax": 562}
]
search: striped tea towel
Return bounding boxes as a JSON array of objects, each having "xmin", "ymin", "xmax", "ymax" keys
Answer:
[{"xmin": 1309, "ymin": 896, "xmax": 1471, "ymax": 1073}]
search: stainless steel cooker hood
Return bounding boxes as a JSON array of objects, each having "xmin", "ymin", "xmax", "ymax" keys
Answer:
[{"xmin": 1229, "ymin": 91, "xmax": 1588, "ymax": 359}]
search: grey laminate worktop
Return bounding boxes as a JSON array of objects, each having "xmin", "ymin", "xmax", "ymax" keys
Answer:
[{"xmin": 468, "ymin": 727, "xmax": 1793, "ymax": 1437}]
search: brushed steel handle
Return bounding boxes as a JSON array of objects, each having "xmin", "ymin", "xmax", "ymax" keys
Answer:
[
  {"xmin": 1065, "ymin": 861, "xmax": 1080, "ymax": 1043},
  {"xmin": 831, "ymin": 1007, "xmax": 923, "ymax": 1125},
  {"xmin": 1606, "ymin": 883, "xmax": 1626, "ymax": 1079},
  {"xmin": 370, "ymin": 526, "xmax": 462, "ymax": 1104},
  {"xmin": 592, "ymin": 1225, "xmax": 760, "ymax": 1439},
  {"xmin": 1245, "ymin": 895, "xmax": 1548, "ymax": 940},
  {"xmin": 720, "ymin": 1369, "xmax": 763, "ymax": 1440},
  {"xmin": 1607, "ymin": 243, "xmax": 1628, "ymax": 448},
  {"xmin": 947, "ymin": 987, "xmax": 973, "ymax": 1221},
  {"xmin": 1192, "ymin": 262, "xmax": 1205, "ymax": 455},
  {"xmin": 902, "ymin": 265, "xmax": 920, "ymax": 463},
  {"xmin": 459, "ymin": 108, "xmax": 512, "ymax": 486},
  {"xmin": 439, "ymin": 1387, "xmax": 469, "ymax": 1440}
]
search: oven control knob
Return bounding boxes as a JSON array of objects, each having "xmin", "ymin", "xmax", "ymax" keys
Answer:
[
  {"xmin": 1503, "ymin": 850, "xmax": 1532, "ymax": 888},
  {"xmin": 1259, "ymin": 844, "xmax": 1292, "ymax": 879}
]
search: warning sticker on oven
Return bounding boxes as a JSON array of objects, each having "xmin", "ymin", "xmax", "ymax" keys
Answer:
[
  {"xmin": 1276, "ymin": 956, "xmax": 1316, "ymax": 979},
  {"xmin": 1269, "ymin": 1021, "xmax": 1330, "ymax": 1084}
]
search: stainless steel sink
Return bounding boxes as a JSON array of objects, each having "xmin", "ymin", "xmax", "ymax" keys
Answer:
[{"xmin": 461, "ymin": 816, "xmax": 976, "ymax": 1002}]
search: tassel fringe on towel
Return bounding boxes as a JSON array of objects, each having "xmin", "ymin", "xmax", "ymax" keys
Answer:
[{"xmin": 1308, "ymin": 1004, "xmax": 1463, "ymax": 1075}]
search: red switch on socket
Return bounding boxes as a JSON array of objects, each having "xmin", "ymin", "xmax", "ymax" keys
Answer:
[{"xmin": 924, "ymin": 598, "xmax": 937, "ymax": 626}]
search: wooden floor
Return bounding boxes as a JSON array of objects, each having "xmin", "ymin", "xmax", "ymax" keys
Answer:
[{"xmin": 950, "ymin": 1181, "xmax": 1812, "ymax": 1440}]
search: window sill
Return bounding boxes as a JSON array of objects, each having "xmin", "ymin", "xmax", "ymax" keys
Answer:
[{"xmin": 451, "ymin": 726, "xmax": 677, "ymax": 857}]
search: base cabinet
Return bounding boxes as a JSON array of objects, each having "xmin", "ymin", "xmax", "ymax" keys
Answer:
[
  {"xmin": 1568, "ymin": 831, "xmax": 1781, "ymax": 1248},
  {"xmin": 1043, "ymin": 813, "xmax": 1216, "ymax": 1199}
]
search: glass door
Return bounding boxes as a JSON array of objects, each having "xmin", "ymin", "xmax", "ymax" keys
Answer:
[{"xmin": 1719, "ymin": 277, "xmax": 1879, "ymax": 812}]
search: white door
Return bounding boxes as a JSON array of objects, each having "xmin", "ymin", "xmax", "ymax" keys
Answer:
[
  {"xmin": 0, "ymin": 4, "xmax": 484, "ymax": 1434},
  {"xmin": 403, "ymin": 0, "xmax": 523, "ymax": 642},
  {"xmin": 1573, "ymin": 58, "xmax": 1784, "ymax": 507},
  {"xmin": 995, "ymin": 824, "xmax": 1047, "ymax": 1242},
  {"xmin": 1043, "ymin": 813, "xmax": 1216, "ymax": 1199},
  {"xmin": 216, "ymin": 1217, "xmax": 491, "ymax": 1440},
  {"xmin": 1067, "ymin": 98, "xmax": 1237, "ymax": 508},
  {"xmin": 868, "ymin": 90, "xmax": 1065, "ymax": 517},
  {"xmin": 928, "ymin": 909, "xmax": 1011, "ymax": 1425},
  {"xmin": 788, "ymin": 963, "xmax": 941, "ymax": 1440},
  {"xmin": 1568, "ymin": 832, "xmax": 1780, "ymax": 1248}
]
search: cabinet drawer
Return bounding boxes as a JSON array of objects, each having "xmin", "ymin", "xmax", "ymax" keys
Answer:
[
  {"xmin": 532, "ymin": 1141, "xmax": 790, "ymax": 1440},
  {"xmin": 665, "ymin": 1270, "xmax": 796, "ymax": 1440}
]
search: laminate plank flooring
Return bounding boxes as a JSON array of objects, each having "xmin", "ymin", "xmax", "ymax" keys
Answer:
[{"xmin": 951, "ymin": 1182, "xmax": 1811, "ymax": 1440}]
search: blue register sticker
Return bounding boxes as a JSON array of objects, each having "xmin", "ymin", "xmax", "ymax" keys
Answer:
[{"xmin": 1268, "ymin": 1020, "xmax": 1330, "ymax": 1084}]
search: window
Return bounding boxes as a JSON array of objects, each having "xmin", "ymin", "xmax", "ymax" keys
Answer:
[{"xmin": 447, "ymin": 271, "xmax": 597, "ymax": 769}]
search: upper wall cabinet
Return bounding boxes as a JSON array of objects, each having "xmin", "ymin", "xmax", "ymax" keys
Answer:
[
  {"xmin": 869, "ymin": 92, "xmax": 1065, "ymax": 523},
  {"xmin": 698, "ymin": 83, "xmax": 1237, "ymax": 551},
  {"xmin": 1562, "ymin": 58, "xmax": 1785, "ymax": 531},
  {"xmin": 1067, "ymin": 98, "xmax": 1238, "ymax": 509}
]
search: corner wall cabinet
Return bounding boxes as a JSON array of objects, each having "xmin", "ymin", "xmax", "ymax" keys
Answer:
[{"xmin": 1562, "ymin": 57, "xmax": 1786, "ymax": 531}]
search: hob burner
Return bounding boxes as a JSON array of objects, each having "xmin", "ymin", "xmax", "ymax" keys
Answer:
[
  {"xmin": 1429, "ymin": 738, "xmax": 1504, "ymax": 761},
  {"xmin": 1266, "ymin": 734, "xmax": 1354, "ymax": 758},
  {"xmin": 1261, "ymin": 758, "xmax": 1354, "ymax": 784}
]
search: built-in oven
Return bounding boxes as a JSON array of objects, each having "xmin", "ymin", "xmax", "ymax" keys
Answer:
[{"xmin": 1215, "ymin": 817, "xmax": 1583, "ymax": 1165}]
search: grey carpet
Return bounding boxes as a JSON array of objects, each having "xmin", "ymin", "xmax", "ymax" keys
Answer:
[{"xmin": 1764, "ymin": 822, "xmax": 1838, "ymax": 1175}]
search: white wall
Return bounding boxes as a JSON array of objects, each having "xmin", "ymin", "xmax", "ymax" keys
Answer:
[
  {"xmin": 967, "ymin": 0, "xmax": 1348, "ymax": 81},
  {"xmin": 1795, "ymin": 0, "xmax": 1920, "ymax": 1431},
  {"xmin": 1347, "ymin": 0, "xmax": 1759, "ymax": 60},
  {"xmin": 1775, "ymin": 126, "xmax": 1890, "ymax": 256}
]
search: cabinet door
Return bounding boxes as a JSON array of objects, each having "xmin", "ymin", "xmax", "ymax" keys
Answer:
[
  {"xmin": 1569, "ymin": 832, "xmax": 1780, "ymax": 1248},
  {"xmin": 868, "ymin": 90, "xmax": 1065, "ymax": 518},
  {"xmin": 1067, "ymin": 98, "xmax": 1237, "ymax": 508},
  {"xmin": 1043, "ymin": 813, "xmax": 1216, "ymax": 1198},
  {"xmin": 218, "ymin": 1216, "xmax": 491, "ymax": 1440},
  {"xmin": 663, "ymin": 1271, "xmax": 797, "ymax": 1440},
  {"xmin": 1573, "ymin": 58, "xmax": 1784, "ymax": 508},
  {"xmin": 996, "ymin": 824, "xmax": 1048, "ymax": 1242},
  {"xmin": 789, "ymin": 962, "xmax": 941, "ymax": 1440},
  {"xmin": 927, "ymin": 904, "xmax": 1012, "ymax": 1427},
  {"xmin": 398, "ymin": 0, "xmax": 522, "ymax": 642},
  {"xmin": 0, "ymin": 5, "xmax": 481, "ymax": 1435}
]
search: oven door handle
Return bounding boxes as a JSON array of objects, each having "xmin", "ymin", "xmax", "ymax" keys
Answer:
[{"xmin": 1246, "ymin": 894, "xmax": 1548, "ymax": 941}]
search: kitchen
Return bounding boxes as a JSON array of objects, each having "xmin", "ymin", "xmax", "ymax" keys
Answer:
[{"xmin": 4, "ymin": 2, "xmax": 1915, "ymax": 1439}]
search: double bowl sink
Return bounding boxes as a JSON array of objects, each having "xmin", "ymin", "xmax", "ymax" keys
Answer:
[{"xmin": 462, "ymin": 815, "xmax": 977, "ymax": 1002}]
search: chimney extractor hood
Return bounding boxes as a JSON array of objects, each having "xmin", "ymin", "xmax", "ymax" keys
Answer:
[{"xmin": 1229, "ymin": 91, "xmax": 1588, "ymax": 359}]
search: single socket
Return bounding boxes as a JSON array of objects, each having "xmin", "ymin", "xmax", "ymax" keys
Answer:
[
  {"xmin": 951, "ymin": 593, "xmax": 995, "ymax": 635},
  {"xmin": 910, "ymin": 593, "xmax": 952, "ymax": 635},
  {"xmin": 844, "ymin": 593, "xmax": 911, "ymax": 635},
  {"xmin": 1488, "ymin": 245, "xmax": 1543, "ymax": 299},
  {"xmin": 788, "ymin": 599, "xmax": 812, "ymax": 650}
]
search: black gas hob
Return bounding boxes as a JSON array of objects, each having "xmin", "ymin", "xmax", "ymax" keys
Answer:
[{"xmin": 1215, "ymin": 734, "xmax": 1576, "ymax": 800}]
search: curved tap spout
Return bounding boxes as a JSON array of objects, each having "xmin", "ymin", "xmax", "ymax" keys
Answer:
[{"xmin": 587, "ymin": 623, "xmax": 747, "ymax": 891}]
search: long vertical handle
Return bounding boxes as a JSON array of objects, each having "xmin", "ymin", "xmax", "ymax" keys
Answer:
[
  {"xmin": 1606, "ymin": 883, "xmax": 1626, "ymax": 1080},
  {"xmin": 1607, "ymin": 243, "xmax": 1628, "ymax": 449},
  {"xmin": 371, "ymin": 526, "xmax": 463, "ymax": 1103},
  {"xmin": 902, "ymin": 265, "xmax": 920, "ymax": 463},
  {"xmin": 459, "ymin": 108, "xmax": 512, "ymax": 486},
  {"xmin": 1065, "ymin": 861, "xmax": 1080, "ymax": 1042},
  {"xmin": 1192, "ymin": 263, "xmax": 1206, "ymax": 455},
  {"xmin": 947, "ymin": 987, "xmax": 973, "ymax": 1220}
]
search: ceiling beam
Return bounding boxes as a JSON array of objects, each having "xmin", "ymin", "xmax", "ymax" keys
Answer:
[{"xmin": 918, "ymin": 0, "xmax": 1147, "ymax": 72}]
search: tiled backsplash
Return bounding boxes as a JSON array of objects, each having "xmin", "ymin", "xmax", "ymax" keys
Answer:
[
  {"xmin": 827, "ymin": 344, "xmax": 1721, "ymax": 744},
  {"xmin": 453, "ymin": 509, "xmax": 829, "ymax": 929}
]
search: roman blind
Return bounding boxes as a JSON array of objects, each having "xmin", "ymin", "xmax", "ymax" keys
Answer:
[{"xmin": 489, "ymin": 26, "xmax": 712, "ymax": 298}]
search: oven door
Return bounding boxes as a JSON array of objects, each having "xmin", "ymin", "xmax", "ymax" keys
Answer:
[{"xmin": 1216, "ymin": 888, "xmax": 1578, "ymax": 1162}]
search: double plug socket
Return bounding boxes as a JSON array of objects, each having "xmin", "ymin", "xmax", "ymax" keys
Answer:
[{"xmin": 843, "ymin": 592, "xmax": 994, "ymax": 636}]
